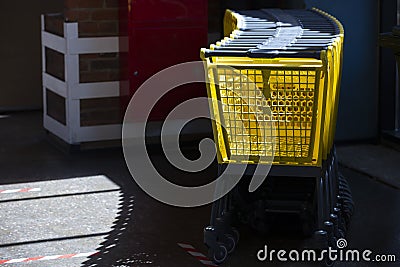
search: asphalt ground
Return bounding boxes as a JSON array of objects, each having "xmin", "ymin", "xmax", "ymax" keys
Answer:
[{"xmin": 0, "ymin": 112, "xmax": 399, "ymax": 267}]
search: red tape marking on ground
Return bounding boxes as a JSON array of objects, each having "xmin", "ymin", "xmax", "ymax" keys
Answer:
[
  {"xmin": 0, "ymin": 188, "xmax": 41, "ymax": 194},
  {"xmin": 0, "ymin": 251, "xmax": 98, "ymax": 264},
  {"xmin": 178, "ymin": 243, "xmax": 217, "ymax": 267}
]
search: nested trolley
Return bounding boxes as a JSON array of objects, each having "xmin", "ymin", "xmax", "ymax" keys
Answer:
[{"xmin": 201, "ymin": 8, "xmax": 354, "ymax": 264}]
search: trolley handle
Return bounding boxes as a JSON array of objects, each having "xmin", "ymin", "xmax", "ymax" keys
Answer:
[
  {"xmin": 202, "ymin": 49, "xmax": 323, "ymax": 59},
  {"xmin": 247, "ymin": 49, "xmax": 322, "ymax": 59}
]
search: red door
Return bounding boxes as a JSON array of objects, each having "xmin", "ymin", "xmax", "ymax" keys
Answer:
[{"xmin": 122, "ymin": 0, "xmax": 208, "ymax": 121}]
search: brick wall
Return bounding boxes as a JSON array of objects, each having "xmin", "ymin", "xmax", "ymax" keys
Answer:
[
  {"xmin": 45, "ymin": 47, "xmax": 65, "ymax": 81},
  {"xmin": 62, "ymin": 0, "xmax": 121, "ymax": 127},
  {"xmin": 44, "ymin": 13, "xmax": 65, "ymax": 37},
  {"xmin": 79, "ymin": 53, "xmax": 120, "ymax": 83},
  {"xmin": 64, "ymin": 0, "xmax": 119, "ymax": 37}
]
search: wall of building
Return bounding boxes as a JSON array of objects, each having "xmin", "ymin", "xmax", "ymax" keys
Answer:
[
  {"xmin": 379, "ymin": 0, "xmax": 398, "ymax": 133},
  {"xmin": 305, "ymin": 0, "xmax": 380, "ymax": 141},
  {"xmin": 0, "ymin": 0, "xmax": 64, "ymax": 110}
]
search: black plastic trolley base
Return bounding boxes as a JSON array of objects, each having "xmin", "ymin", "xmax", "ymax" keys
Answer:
[{"xmin": 204, "ymin": 146, "xmax": 354, "ymax": 264}]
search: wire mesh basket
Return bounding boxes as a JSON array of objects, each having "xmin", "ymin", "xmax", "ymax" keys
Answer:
[{"xmin": 201, "ymin": 8, "xmax": 344, "ymax": 167}]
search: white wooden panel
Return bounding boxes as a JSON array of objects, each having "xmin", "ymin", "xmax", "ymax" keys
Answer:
[
  {"xmin": 42, "ymin": 87, "xmax": 48, "ymax": 135},
  {"xmin": 41, "ymin": 31, "xmax": 66, "ymax": 54},
  {"xmin": 41, "ymin": 16, "xmax": 46, "ymax": 73},
  {"xmin": 69, "ymin": 37, "xmax": 120, "ymax": 54},
  {"xmin": 64, "ymin": 22, "xmax": 78, "ymax": 40},
  {"xmin": 44, "ymin": 115, "xmax": 70, "ymax": 143},
  {"xmin": 72, "ymin": 82, "xmax": 120, "ymax": 100},
  {"xmin": 68, "ymin": 99, "xmax": 81, "ymax": 143},
  {"xmin": 41, "ymin": 15, "xmax": 45, "ymax": 31},
  {"xmin": 43, "ymin": 73, "xmax": 67, "ymax": 98},
  {"xmin": 64, "ymin": 55, "xmax": 79, "ymax": 89},
  {"xmin": 42, "ymin": 18, "xmax": 123, "ymax": 144}
]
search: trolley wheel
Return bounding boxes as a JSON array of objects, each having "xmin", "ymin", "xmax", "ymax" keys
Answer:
[
  {"xmin": 223, "ymin": 234, "xmax": 236, "ymax": 254},
  {"xmin": 323, "ymin": 258, "xmax": 336, "ymax": 267},
  {"xmin": 315, "ymin": 248, "xmax": 335, "ymax": 267},
  {"xmin": 322, "ymin": 236, "xmax": 337, "ymax": 267},
  {"xmin": 209, "ymin": 243, "xmax": 228, "ymax": 264},
  {"xmin": 231, "ymin": 227, "xmax": 240, "ymax": 244}
]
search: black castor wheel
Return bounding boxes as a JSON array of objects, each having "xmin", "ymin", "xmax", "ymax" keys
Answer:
[
  {"xmin": 231, "ymin": 227, "xmax": 240, "ymax": 244},
  {"xmin": 223, "ymin": 234, "xmax": 236, "ymax": 254},
  {"xmin": 222, "ymin": 227, "xmax": 240, "ymax": 254},
  {"xmin": 209, "ymin": 243, "xmax": 228, "ymax": 264},
  {"xmin": 323, "ymin": 257, "xmax": 336, "ymax": 267}
]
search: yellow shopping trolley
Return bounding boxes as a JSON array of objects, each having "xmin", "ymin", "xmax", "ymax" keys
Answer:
[{"xmin": 201, "ymin": 8, "xmax": 353, "ymax": 264}]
